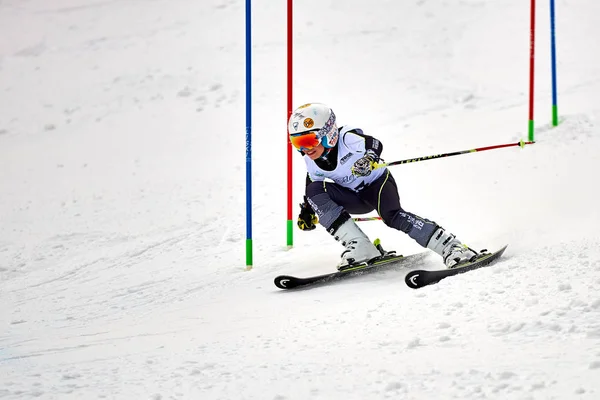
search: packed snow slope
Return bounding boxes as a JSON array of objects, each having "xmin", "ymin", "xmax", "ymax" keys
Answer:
[{"xmin": 1, "ymin": 0, "xmax": 600, "ymax": 399}]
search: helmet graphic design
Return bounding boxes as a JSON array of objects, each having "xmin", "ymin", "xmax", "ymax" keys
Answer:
[{"xmin": 288, "ymin": 103, "xmax": 339, "ymax": 151}]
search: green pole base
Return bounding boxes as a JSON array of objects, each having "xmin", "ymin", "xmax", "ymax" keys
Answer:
[
  {"xmin": 246, "ymin": 238, "xmax": 253, "ymax": 270},
  {"xmin": 552, "ymin": 105, "xmax": 559, "ymax": 127},
  {"xmin": 528, "ymin": 119, "xmax": 535, "ymax": 142},
  {"xmin": 287, "ymin": 219, "xmax": 294, "ymax": 247}
]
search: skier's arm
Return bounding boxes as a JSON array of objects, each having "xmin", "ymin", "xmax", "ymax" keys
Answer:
[
  {"xmin": 344, "ymin": 129, "xmax": 384, "ymax": 177},
  {"xmin": 305, "ymin": 173, "xmax": 312, "ymax": 189},
  {"xmin": 304, "ymin": 172, "xmax": 324, "ymax": 193},
  {"xmin": 343, "ymin": 129, "xmax": 383, "ymax": 159},
  {"xmin": 360, "ymin": 132, "xmax": 383, "ymax": 159},
  {"xmin": 298, "ymin": 173, "xmax": 318, "ymax": 230}
]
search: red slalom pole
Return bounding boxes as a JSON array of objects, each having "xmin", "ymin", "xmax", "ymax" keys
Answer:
[
  {"xmin": 286, "ymin": 0, "xmax": 293, "ymax": 248},
  {"xmin": 529, "ymin": 0, "xmax": 536, "ymax": 141},
  {"xmin": 375, "ymin": 140, "xmax": 534, "ymax": 169}
]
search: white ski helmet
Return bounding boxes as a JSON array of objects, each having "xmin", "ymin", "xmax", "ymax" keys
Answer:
[{"xmin": 288, "ymin": 103, "xmax": 338, "ymax": 151}]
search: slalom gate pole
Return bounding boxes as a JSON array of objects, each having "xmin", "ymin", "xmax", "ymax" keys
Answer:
[
  {"xmin": 550, "ymin": 0, "xmax": 559, "ymax": 126},
  {"xmin": 374, "ymin": 140, "xmax": 534, "ymax": 169},
  {"xmin": 528, "ymin": 0, "xmax": 536, "ymax": 141},
  {"xmin": 245, "ymin": 0, "xmax": 253, "ymax": 270},
  {"xmin": 286, "ymin": 0, "xmax": 294, "ymax": 248}
]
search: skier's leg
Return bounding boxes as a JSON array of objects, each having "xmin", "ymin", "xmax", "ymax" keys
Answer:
[
  {"xmin": 306, "ymin": 181, "xmax": 380, "ymax": 268},
  {"xmin": 361, "ymin": 171, "xmax": 476, "ymax": 268},
  {"xmin": 361, "ymin": 171, "xmax": 437, "ymax": 246},
  {"xmin": 305, "ymin": 181, "xmax": 372, "ymax": 231}
]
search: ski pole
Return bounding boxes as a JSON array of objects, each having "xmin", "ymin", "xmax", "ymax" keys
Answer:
[
  {"xmin": 374, "ymin": 139, "xmax": 534, "ymax": 169},
  {"xmin": 352, "ymin": 216, "xmax": 382, "ymax": 222}
]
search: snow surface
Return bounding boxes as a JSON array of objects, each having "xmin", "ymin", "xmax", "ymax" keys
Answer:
[{"xmin": 1, "ymin": 0, "xmax": 600, "ymax": 399}]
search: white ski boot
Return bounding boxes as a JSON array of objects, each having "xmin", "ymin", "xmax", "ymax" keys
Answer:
[
  {"xmin": 426, "ymin": 227, "xmax": 477, "ymax": 268},
  {"xmin": 331, "ymin": 218, "xmax": 381, "ymax": 270}
]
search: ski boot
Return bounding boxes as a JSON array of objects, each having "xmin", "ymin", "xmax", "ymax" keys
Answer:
[
  {"xmin": 330, "ymin": 216, "xmax": 381, "ymax": 270},
  {"xmin": 426, "ymin": 227, "xmax": 477, "ymax": 268}
]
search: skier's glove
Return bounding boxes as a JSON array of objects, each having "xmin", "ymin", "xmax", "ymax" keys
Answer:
[
  {"xmin": 297, "ymin": 196, "xmax": 318, "ymax": 231},
  {"xmin": 351, "ymin": 150, "xmax": 380, "ymax": 177}
]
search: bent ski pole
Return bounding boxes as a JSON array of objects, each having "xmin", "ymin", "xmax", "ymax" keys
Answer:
[{"xmin": 374, "ymin": 140, "xmax": 534, "ymax": 169}]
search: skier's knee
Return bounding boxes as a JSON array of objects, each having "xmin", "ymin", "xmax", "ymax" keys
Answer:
[
  {"xmin": 379, "ymin": 209, "xmax": 403, "ymax": 228},
  {"xmin": 380, "ymin": 214, "xmax": 396, "ymax": 228}
]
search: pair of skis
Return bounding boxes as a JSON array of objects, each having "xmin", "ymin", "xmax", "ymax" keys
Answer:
[{"xmin": 274, "ymin": 245, "xmax": 507, "ymax": 290}]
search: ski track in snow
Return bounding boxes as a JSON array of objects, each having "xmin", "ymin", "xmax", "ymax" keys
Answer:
[
  {"xmin": 2, "ymin": 239, "xmax": 600, "ymax": 399},
  {"xmin": 1, "ymin": 0, "xmax": 600, "ymax": 399}
]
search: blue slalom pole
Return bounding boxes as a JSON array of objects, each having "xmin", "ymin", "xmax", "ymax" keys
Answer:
[
  {"xmin": 245, "ymin": 0, "xmax": 253, "ymax": 269},
  {"xmin": 550, "ymin": 0, "xmax": 559, "ymax": 126}
]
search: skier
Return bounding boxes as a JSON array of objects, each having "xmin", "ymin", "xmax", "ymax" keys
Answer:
[{"xmin": 289, "ymin": 102, "xmax": 477, "ymax": 270}]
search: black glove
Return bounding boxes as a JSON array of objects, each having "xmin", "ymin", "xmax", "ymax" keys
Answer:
[
  {"xmin": 351, "ymin": 150, "xmax": 380, "ymax": 177},
  {"xmin": 297, "ymin": 196, "xmax": 318, "ymax": 231}
]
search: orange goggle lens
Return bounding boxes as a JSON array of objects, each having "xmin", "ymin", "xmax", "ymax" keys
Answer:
[{"xmin": 290, "ymin": 132, "xmax": 320, "ymax": 151}]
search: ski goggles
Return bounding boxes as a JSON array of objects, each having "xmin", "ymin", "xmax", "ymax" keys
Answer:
[{"xmin": 289, "ymin": 131, "xmax": 322, "ymax": 152}]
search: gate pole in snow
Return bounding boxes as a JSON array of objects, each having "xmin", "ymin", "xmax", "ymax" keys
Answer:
[
  {"xmin": 550, "ymin": 0, "xmax": 559, "ymax": 126},
  {"xmin": 245, "ymin": 0, "xmax": 253, "ymax": 270},
  {"xmin": 286, "ymin": 0, "xmax": 294, "ymax": 248},
  {"xmin": 528, "ymin": 0, "xmax": 536, "ymax": 142}
]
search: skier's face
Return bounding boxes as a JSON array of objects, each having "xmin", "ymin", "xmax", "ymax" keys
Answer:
[{"xmin": 305, "ymin": 143, "xmax": 325, "ymax": 160}]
